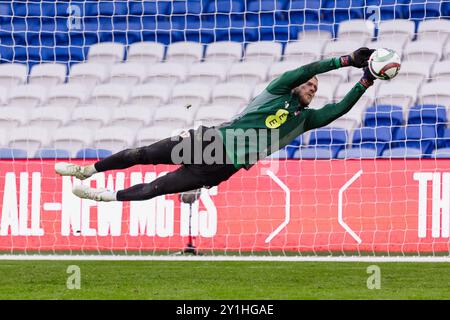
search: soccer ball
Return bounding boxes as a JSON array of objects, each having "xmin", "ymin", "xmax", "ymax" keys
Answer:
[{"xmin": 368, "ymin": 48, "xmax": 401, "ymax": 80}]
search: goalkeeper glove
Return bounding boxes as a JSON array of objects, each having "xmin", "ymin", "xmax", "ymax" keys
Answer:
[
  {"xmin": 359, "ymin": 67, "xmax": 376, "ymax": 88},
  {"xmin": 340, "ymin": 47, "xmax": 375, "ymax": 68}
]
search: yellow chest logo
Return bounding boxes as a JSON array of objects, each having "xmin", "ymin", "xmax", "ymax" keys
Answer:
[{"xmin": 265, "ymin": 109, "xmax": 289, "ymax": 129}]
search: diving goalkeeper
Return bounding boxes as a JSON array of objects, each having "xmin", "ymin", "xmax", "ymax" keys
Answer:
[{"xmin": 55, "ymin": 47, "xmax": 376, "ymax": 202}]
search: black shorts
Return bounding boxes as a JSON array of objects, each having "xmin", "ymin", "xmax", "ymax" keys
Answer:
[{"xmin": 180, "ymin": 125, "xmax": 239, "ymax": 187}]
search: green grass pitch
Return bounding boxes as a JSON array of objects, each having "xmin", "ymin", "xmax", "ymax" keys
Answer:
[{"xmin": 1, "ymin": 260, "xmax": 450, "ymax": 299}]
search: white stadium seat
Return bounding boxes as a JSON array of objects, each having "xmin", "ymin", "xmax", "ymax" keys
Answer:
[
  {"xmin": 0, "ymin": 63, "xmax": 28, "ymax": 88},
  {"xmin": 375, "ymin": 81, "xmax": 419, "ymax": 113},
  {"xmin": 28, "ymin": 106, "xmax": 71, "ymax": 130},
  {"xmin": 317, "ymin": 67, "xmax": 349, "ymax": 84},
  {"xmin": 334, "ymin": 82, "xmax": 376, "ymax": 111},
  {"xmin": 69, "ymin": 62, "xmax": 109, "ymax": 89},
  {"xmin": 403, "ymin": 40, "xmax": 442, "ymax": 64},
  {"xmin": 0, "ymin": 86, "xmax": 8, "ymax": 105},
  {"xmin": 327, "ymin": 112, "xmax": 362, "ymax": 131},
  {"xmin": 89, "ymin": 84, "xmax": 129, "ymax": 107},
  {"xmin": 93, "ymin": 126, "xmax": 136, "ymax": 153},
  {"xmin": 227, "ymin": 61, "xmax": 268, "ymax": 84},
  {"xmin": 416, "ymin": 19, "xmax": 450, "ymax": 44},
  {"xmin": 170, "ymin": 83, "xmax": 211, "ymax": 106},
  {"xmin": 194, "ymin": 105, "xmax": 241, "ymax": 127},
  {"xmin": 68, "ymin": 106, "xmax": 112, "ymax": 129},
  {"xmin": 297, "ymin": 28, "xmax": 333, "ymax": 49},
  {"xmin": 431, "ymin": 61, "xmax": 450, "ymax": 82},
  {"xmin": 283, "ymin": 40, "xmax": 323, "ymax": 64},
  {"xmin": 87, "ymin": 42, "xmax": 125, "ymax": 65},
  {"xmin": 28, "ymin": 63, "xmax": 67, "ymax": 87},
  {"xmin": 110, "ymin": 105, "xmax": 154, "ymax": 128},
  {"xmin": 186, "ymin": 62, "xmax": 227, "ymax": 86},
  {"xmin": 129, "ymin": 83, "xmax": 171, "ymax": 107},
  {"xmin": 152, "ymin": 104, "xmax": 197, "ymax": 128},
  {"xmin": 252, "ymin": 82, "xmax": 271, "ymax": 98},
  {"xmin": 212, "ymin": 82, "xmax": 253, "ymax": 107},
  {"xmin": 444, "ymin": 42, "xmax": 450, "ymax": 61},
  {"xmin": 418, "ymin": 81, "xmax": 450, "ymax": 108},
  {"xmin": 136, "ymin": 125, "xmax": 186, "ymax": 147},
  {"xmin": 244, "ymin": 41, "xmax": 282, "ymax": 64},
  {"xmin": 370, "ymin": 38, "xmax": 405, "ymax": 61},
  {"xmin": 0, "ymin": 107, "xmax": 29, "ymax": 129},
  {"xmin": 309, "ymin": 82, "xmax": 336, "ymax": 109},
  {"xmin": 108, "ymin": 62, "xmax": 147, "ymax": 86},
  {"xmin": 144, "ymin": 62, "xmax": 187, "ymax": 86},
  {"xmin": 165, "ymin": 41, "xmax": 203, "ymax": 65},
  {"xmin": 338, "ymin": 19, "xmax": 375, "ymax": 43},
  {"xmin": 126, "ymin": 41, "xmax": 165, "ymax": 64},
  {"xmin": 6, "ymin": 84, "xmax": 47, "ymax": 109},
  {"xmin": 377, "ymin": 19, "xmax": 415, "ymax": 45},
  {"xmin": 268, "ymin": 61, "xmax": 300, "ymax": 79},
  {"xmin": 323, "ymin": 40, "xmax": 361, "ymax": 59},
  {"xmin": 46, "ymin": 84, "xmax": 88, "ymax": 108},
  {"xmin": 8, "ymin": 126, "xmax": 50, "ymax": 156},
  {"xmin": 394, "ymin": 60, "xmax": 431, "ymax": 84},
  {"xmin": 52, "ymin": 125, "xmax": 93, "ymax": 156},
  {"xmin": 204, "ymin": 41, "xmax": 242, "ymax": 66}
]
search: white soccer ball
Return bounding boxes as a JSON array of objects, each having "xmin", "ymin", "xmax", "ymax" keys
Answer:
[{"xmin": 368, "ymin": 48, "xmax": 401, "ymax": 80}]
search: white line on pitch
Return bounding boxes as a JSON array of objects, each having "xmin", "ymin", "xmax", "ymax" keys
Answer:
[
  {"xmin": 2, "ymin": 255, "xmax": 450, "ymax": 262},
  {"xmin": 265, "ymin": 170, "xmax": 290, "ymax": 243},
  {"xmin": 338, "ymin": 170, "xmax": 363, "ymax": 244}
]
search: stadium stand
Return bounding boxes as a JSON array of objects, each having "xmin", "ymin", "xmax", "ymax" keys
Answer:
[{"xmin": 0, "ymin": 0, "xmax": 448, "ymax": 160}]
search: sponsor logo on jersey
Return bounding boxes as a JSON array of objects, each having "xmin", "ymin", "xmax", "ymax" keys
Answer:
[{"xmin": 265, "ymin": 109, "xmax": 289, "ymax": 129}]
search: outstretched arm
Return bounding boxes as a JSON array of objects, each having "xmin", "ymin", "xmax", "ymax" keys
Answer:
[
  {"xmin": 267, "ymin": 58, "xmax": 341, "ymax": 95},
  {"xmin": 304, "ymin": 68, "xmax": 376, "ymax": 131},
  {"xmin": 267, "ymin": 47, "xmax": 375, "ymax": 95}
]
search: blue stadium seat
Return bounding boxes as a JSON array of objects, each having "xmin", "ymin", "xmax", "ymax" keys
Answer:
[
  {"xmin": 322, "ymin": 0, "xmax": 365, "ymax": 23},
  {"xmin": 364, "ymin": 105, "xmax": 404, "ymax": 128},
  {"xmin": 182, "ymin": 19, "xmax": 258, "ymax": 43},
  {"xmin": 407, "ymin": 0, "xmax": 443, "ymax": 21},
  {"xmin": 9, "ymin": 47, "xmax": 58, "ymax": 65},
  {"xmin": 407, "ymin": 104, "xmax": 447, "ymax": 137},
  {"xmin": 0, "ymin": 148, "xmax": 27, "ymax": 159},
  {"xmin": 76, "ymin": 148, "xmax": 113, "ymax": 159},
  {"xmin": 0, "ymin": 45, "xmax": 14, "ymax": 62},
  {"xmin": 392, "ymin": 125, "xmax": 438, "ymax": 155},
  {"xmin": 0, "ymin": 2, "xmax": 12, "ymax": 24},
  {"xmin": 292, "ymin": 147, "xmax": 334, "ymax": 159},
  {"xmin": 287, "ymin": 0, "xmax": 321, "ymax": 25},
  {"xmin": 381, "ymin": 147, "xmax": 422, "ymax": 158},
  {"xmin": 257, "ymin": 21, "xmax": 299, "ymax": 42},
  {"xmin": 69, "ymin": 20, "xmax": 102, "ymax": 47},
  {"xmin": 12, "ymin": 2, "xmax": 53, "ymax": 17},
  {"xmin": 246, "ymin": 0, "xmax": 287, "ymax": 26},
  {"xmin": 35, "ymin": 148, "xmax": 71, "ymax": 159},
  {"xmin": 170, "ymin": 0, "xmax": 203, "ymax": 27},
  {"xmin": 53, "ymin": 46, "xmax": 88, "ymax": 64},
  {"xmin": 365, "ymin": 0, "xmax": 410, "ymax": 20},
  {"xmin": 204, "ymin": 0, "xmax": 245, "ymax": 24},
  {"xmin": 437, "ymin": 128, "xmax": 450, "ymax": 149},
  {"xmin": 336, "ymin": 147, "xmax": 378, "ymax": 159},
  {"xmin": 308, "ymin": 127, "xmax": 348, "ymax": 158},
  {"xmin": 443, "ymin": 1, "xmax": 450, "ymax": 16},
  {"xmin": 352, "ymin": 127, "xmax": 393, "ymax": 156},
  {"xmin": 129, "ymin": 0, "xmax": 172, "ymax": 16}
]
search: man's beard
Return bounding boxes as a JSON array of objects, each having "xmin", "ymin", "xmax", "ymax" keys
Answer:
[{"xmin": 293, "ymin": 92, "xmax": 309, "ymax": 108}]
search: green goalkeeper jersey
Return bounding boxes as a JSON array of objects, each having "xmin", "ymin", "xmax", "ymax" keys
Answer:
[{"xmin": 217, "ymin": 57, "xmax": 368, "ymax": 170}]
